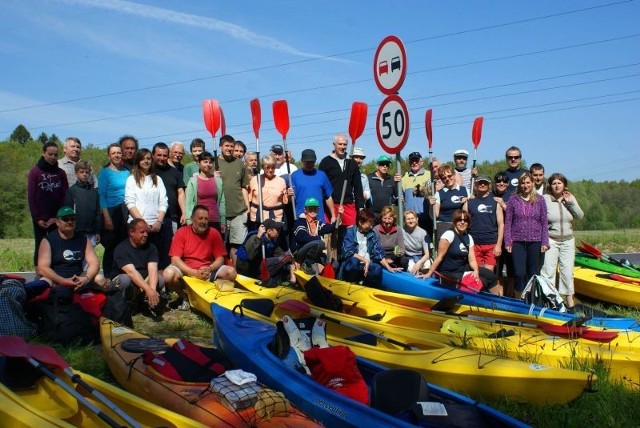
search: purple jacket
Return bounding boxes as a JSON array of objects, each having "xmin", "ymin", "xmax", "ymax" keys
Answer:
[
  {"xmin": 504, "ymin": 195, "xmax": 549, "ymax": 247},
  {"xmin": 27, "ymin": 158, "xmax": 68, "ymax": 222}
]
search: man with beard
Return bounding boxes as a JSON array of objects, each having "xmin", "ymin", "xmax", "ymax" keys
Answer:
[
  {"xmin": 28, "ymin": 141, "xmax": 69, "ymax": 268},
  {"xmin": 153, "ymin": 142, "xmax": 186, "ymax": 232},
  {"xmin": 164, "ymin": 205, "xmax": 237, "ymax": 310}
]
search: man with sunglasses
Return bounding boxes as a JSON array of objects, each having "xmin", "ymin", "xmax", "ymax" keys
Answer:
[
  {"xmin": 501, "ymin": 146, "xmax": 527, "ymax": 202},
  {"xmin": 36, "ymin": 206, "xmax": 100, "ymax": 290},
  {"xmin": 367, "ymin": 155, "xmax": 398, "ymax": 221},
  {"xmin": 401, "ymin": 151, "xmax": 430, "ymax": 220}
]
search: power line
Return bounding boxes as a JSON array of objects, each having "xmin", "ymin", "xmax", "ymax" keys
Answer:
[{"xmin": 0, "ymin": 1, "xmax": 634, "ymax": 113}]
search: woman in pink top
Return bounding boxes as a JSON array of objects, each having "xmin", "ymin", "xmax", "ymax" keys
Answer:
[
  {"xmin": 504, "ymin": 172, "xmax": 549, "ymax": 293},
  {"xmin": 248, "ymin": 155, "xmax": 288, "ymax": 230},
  {"xmin": 185, "ymin": 151, "xmax": 225, "ymax": 233}
]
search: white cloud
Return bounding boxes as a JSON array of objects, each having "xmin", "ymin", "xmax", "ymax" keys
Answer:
[{"xmin": 54, "ymin": 0, "xmax": 326, "ymax": 59}]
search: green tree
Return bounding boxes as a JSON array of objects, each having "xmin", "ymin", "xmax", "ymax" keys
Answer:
[
  {"xmin": 9, "ymin": 124, "xmax": 31, "ymax": 145},
  {"xmin": 36, "ymin": 132, "xmax": 49, "ymax": 145},
  {"xmin": 49, "ymin": 133, "xmax": 61, "ymax": 144}
]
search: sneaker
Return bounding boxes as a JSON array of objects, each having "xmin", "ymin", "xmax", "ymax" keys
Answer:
[{"xmin": 168, "ymin": 297, "xmax": 190, "ymax": 311}]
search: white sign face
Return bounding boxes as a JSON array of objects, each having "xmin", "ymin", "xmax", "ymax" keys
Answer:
[
  {"xmin": 376, "ymin": 94, "xmax": 410, "ymax": 154},
  {"xmin": 373, "ymin": 35, "xmax": 407, "ymax": 95}
]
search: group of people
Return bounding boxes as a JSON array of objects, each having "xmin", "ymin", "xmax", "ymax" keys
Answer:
[{"xmin": 26, "ymin": 133, "xmax": 583, "ymax": 321}]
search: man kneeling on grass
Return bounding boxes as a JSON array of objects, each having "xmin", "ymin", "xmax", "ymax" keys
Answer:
[{"xmin": 164, "ymin": 205, "xmax": 237, "ymax": 310}]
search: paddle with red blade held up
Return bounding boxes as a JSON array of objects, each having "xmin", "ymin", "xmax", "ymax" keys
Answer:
[
  {"xmin": 273, "ymin": 100, "xmax": 296, "ymax": 219},
  {"xmin": 0, "ymin": 336, "xmax": 131, "ymax": 428},
  {"xmin": 202, "ymin": 99, "xmax": 222, "ymax": 171},
  {"xmin": 469, "ymin": 116, "xmax": 483, "ymax": 191},
  {"xmin": 425, "ymin": 109, "xmax": 438, "ymax": 254},
  {"xmin": 250, "ymin": 98, "xmax": 270, "ymax": 282},
  {"xmin": 580, "ymin": 241, "xmax": 640, "ymax": 272}
]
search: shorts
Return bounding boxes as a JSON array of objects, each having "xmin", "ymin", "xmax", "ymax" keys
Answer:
[
  {"xmin": 331, "ymin": 203, "xmax": 357, "ymax": 227},
  {"xmin": 474, "ymin": 244, "xmax": 497, "ymax": 267},
  {"xmin": 165, "ymin": 264, "xmax": 220, "ymax": 281},
  {"xmin": 226, "ymin": 212, "xmax": 248, "ymax": 246}
]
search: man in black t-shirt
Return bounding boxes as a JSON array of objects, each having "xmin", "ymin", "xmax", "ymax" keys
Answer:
[
  {"xmin": 112, "ymin": 219, "xmax": 165, "ymax": 309},
  {"xmin": 153, "ymin": 142, "xmax": 186, "ymax": 232}
]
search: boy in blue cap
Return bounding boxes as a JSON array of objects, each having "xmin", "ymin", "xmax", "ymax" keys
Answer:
[{"xmin": 292, "ymin": 197, "xmax": 337, "ymax": 274}]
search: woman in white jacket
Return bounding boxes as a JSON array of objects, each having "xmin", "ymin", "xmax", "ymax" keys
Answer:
[
  {"xmin": 124, "ymin": 148, "xmax": 170, "ymax": 269},
  {"xmin": 540, "ymin": 173, "xmax": 583, "ymax": 308}
]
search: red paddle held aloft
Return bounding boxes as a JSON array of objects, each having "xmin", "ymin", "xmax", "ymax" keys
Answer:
[
  {"xmin": 273, "ymin": 100, "xmax": 290, "ymax": 139},
  {"xmin": 202, "ymin": 99, "xmax": 221, "ymax": 138},
  {"xmin": 425, "ymin": 109, "xmax": 433, "ymax": 149},
  {"xmin": 250, "ymin": 98, "xmax": 261, "ymax": 139},
  {"xmin": 348, "ymin": 102, "xmax": 368, "ymax": 145},
  {"xmin": 472, "ymin": 116, "xmax": 484, "ymax": 149}
]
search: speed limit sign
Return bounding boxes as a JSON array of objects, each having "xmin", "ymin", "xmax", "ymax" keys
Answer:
[{"xmin": 376, "ymin": 94, "xmax": 410, "ymax": 154}]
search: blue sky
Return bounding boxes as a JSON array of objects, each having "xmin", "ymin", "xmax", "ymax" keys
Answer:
[{"xmin": 1, "ymin": 0, "xmax": 638, "ymax": 181}]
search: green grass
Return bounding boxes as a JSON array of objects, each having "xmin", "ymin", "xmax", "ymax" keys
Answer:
[{"xmin": 4, "ymin": 235, "xmax": 640, "ymax": 427}]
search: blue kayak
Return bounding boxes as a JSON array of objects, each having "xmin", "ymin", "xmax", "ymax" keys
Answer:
[
  {"xmin": 212, "ymin": 302, "xmax": 530, "ymax": 428},
  {"xmin": 380, "ymin": 271, "xmax": 640, "ymax": 331}
]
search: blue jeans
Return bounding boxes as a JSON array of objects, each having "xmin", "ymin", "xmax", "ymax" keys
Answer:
[{"xmin": 339, "ymin": 257, "xmax": 383, "ymax": 288}]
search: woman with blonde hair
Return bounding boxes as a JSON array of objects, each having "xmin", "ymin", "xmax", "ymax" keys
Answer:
[
  {"xmin": 373, "ymin": 206, "xmax": 405, "ymax": 270},
  {"xmin": 504, "ymin": 172, "xmax": 548, "ymax": 293},
  {"xmin": 248, "ymin": 155, "xmax": 288, "ymax": 231},
  {"xmin": 403, "ymin": 210, "xmax": 431, "ymax": 274}
]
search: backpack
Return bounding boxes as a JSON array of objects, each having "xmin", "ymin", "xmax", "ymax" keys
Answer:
[
  {"xmin": 26, "ymin": 286, "xmax": 98, "ymax": 345},
  {"xmin": 0, "ymin": 276, "xmax": 36, "ymax": 340},
  {"xmin": 521, "ymin": 275, "xmax": 566, "ymax": 312}
]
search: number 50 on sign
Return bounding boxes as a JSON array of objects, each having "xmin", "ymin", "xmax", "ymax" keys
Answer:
[{"xmin": 376, "ymin": 94, "xmax": 410, "ymax": 154}]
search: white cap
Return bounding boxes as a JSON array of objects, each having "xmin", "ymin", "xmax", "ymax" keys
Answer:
[
  {"xmin": 453, "ymin": 149, "xmax": 469, "ymax": 158},
  {"xmin": 352, "ymin": 147, "xmax": 366, "ymax": 158}
]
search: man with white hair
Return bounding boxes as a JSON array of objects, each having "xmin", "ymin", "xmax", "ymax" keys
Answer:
[
  {"xmin": 59, "ymin": 137, "xmax": 97, "ymax": 187},
  {"xmin": 351, "ymin": 147, "xmax": 371, "ymax": 206},
  {"xmin": 168, "ymin": 141, "xmax": 185, "ymax": 172}
]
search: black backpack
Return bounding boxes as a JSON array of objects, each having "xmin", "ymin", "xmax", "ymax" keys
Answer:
[{"xmin": 26, "ymin": 286, "xmax": 98, "ymax": 346}]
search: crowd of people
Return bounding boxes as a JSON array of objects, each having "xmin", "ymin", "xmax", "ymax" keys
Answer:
[{"xmin": 26, "ymin": 133, "xmax": 584, "ymax": 322}]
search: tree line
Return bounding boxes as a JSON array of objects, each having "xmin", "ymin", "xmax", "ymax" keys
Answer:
[{"xmin": 1, "ymin": 134, "xmax": 638, "ymax": 238}]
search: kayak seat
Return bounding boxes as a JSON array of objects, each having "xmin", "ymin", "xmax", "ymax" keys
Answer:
[
  {"xmin": 370, "ymin": 369, "xmax": 429, "ymax": 416},
  {"xmin": 430, "ymin": 295, "xmax": 463, "ymax": 313},
  {"xmin": 345, "ymin": 333, "xmax": 378, "ymax": 346},
  {"xmin": 241, "ymin": 298, "xmax": 275, "ymax": 317},
  {"xmin": 0, "ymin": 356, "xmax": 40, "ymax": 389}
]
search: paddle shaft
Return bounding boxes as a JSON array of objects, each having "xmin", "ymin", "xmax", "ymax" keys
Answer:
[
  {"xmin": 310, "ymin": 310, "xmax": 418, "ymax": 350},
  {"xmin": 28, "ymin": 358, "xmax": 124, "ymax": 428}
]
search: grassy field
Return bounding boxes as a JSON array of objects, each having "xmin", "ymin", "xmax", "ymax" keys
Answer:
[{"xmin": 3, "ymin": 232, "xmax": 640, "ymax": 427}]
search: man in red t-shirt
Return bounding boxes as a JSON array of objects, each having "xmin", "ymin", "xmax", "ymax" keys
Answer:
[{"xmin": 163, "ymin": 204, "xmax": 237, "ymax": 310}]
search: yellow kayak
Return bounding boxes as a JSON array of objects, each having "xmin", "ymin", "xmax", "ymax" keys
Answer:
[
  {"xmin": 0, "ymin": 357, "xmax": 206, "ymax": 428},
  {"xmin": 184, "ymin": 275, "xmax": 596, "ymax": 405},
  {"xmin": 100, "ymin": 318, "xmax": 321, "ymax": 428},
  {"xmin": 574, "ymin": 267, "xmax": 640, "ymax": 308},
  {"xmin": 294, "ymin": 271, "xmax": 640, "ymax": 353},
  {"xmin": 233, "ymin": 274, "xmax": 640, "ymax": 385}
]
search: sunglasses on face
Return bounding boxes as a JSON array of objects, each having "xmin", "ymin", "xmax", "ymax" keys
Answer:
[
  {"xmin": 455, "ymin": 217, "xmax": 469, "ymax": 223},
  {"xmin": 507, "ymin": 156, "xmax": 521, "ymax": 160},
  {"xmin": 378, "ymin": 163, "xmax": 390, "ymax": 167},
  {"xmin": 60, "ymin": 216, "xmax": 76, "ymax": 223},
  {"xmin": 441, "ymin": 174, "xmax": 454, "ymax": 180}
]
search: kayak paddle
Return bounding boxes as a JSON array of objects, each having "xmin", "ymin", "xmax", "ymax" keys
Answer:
[{"xmin": 580, "ymin": 241, "xmax": 640, "ymax": 272}]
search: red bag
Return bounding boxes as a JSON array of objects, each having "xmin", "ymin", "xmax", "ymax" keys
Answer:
[
  {"xmin": 459, "ymin": 272, "xmax": 483, "ymax": 294},
  {"xmin": 303, "ymin": 345, "xmax": 369, "ymax": 405}
]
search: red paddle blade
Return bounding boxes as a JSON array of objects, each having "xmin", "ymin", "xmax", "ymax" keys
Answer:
[
  {"xmin": 278, "ymin": 299, "xmax": 311, "ymax": 314},
  {"xmin": 538, "ymin": 323, "xmax": 618, "ymax": 343},
  {"xmin": 425, "ymin": 109, "xmax": 433, "ymax": 148},
  {"xmin": 348, "ymin": 102, "xmax": 368, "ymax": 144},
  {"xmin": 27, "ymin": 343, "xmax": 69, "ymax": 369},
  {"xmin": 220, "ymin": 107, "xmax": 227, "ymax": 136},
  {"xmin": 609, "ymin": 274, "xmax": 640, "ymax": 285},
  {"xmin": 202, "ymin": 100, "xmax": 221, "ymax": 138},
  {"xmin": 0, "ymin": 335, "xmax": 29, "ymax": 357},
  {"xmin": 320, "ymin": 262, "xmax": 336, "ymax": 279},
  {"xmin": 472, "ymin": 116, "xmax": 484, "ymax": 149},
  {"xmin": 260, "ymin": 259, "xmax": 270, "ymax": 282},
  {"xmin": 250, "ymin": 98, "xmax": 261, "ymax": 139},
  {"xmin": 273, "ymin": 100, "xmax": 290, "ymax": 139},
  {"xmin": 580, "ymin": 241, "xmax": 603, "ymax": 258}
]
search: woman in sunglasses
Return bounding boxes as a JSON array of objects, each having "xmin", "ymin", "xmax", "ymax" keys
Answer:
[
  {"xmin": 428, "ymin": 164, "xmax": 469, "ymax": 242},
  {"xmin": 420, "ymin": 209, "xmax": 500, "ymax": 295},
  {"xmin": 504, "ymin": 172, "xmax": 549, "ymax": 293}
]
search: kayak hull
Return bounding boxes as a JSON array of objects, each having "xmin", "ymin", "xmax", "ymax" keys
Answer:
[{"xmin": 574, "ymin": 267, "xmax": 640, "ymax": 308}]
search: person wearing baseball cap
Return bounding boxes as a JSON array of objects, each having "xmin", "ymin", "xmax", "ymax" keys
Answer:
[
  {"xmin": 367, "ymin": 155, "xmax": 398, "ymax": 220},
  {"xmin": 401, "ymin": 151, "xmax": 430, "ymax": 220},
  {"xmin": 464, "ymin": 174, "xmax": 504, "ymax": 296},
  {"xmin": 351, "ymin": 147, "xmax": 372, "ymax": 208},
  {"xmin": 291, "ymin": 149, "xmax": 335, "ymax": 223},
  {"xmin": 292, "ymin": 197, "xmax": 337, "ymax": 275},
  {"xmin": 269, "ymin": 144, "xmax": 298, "ymax": 177}
]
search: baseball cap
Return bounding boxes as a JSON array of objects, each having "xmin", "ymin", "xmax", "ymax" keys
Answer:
[
  {"xmin": 263, "ymin": 219, "xmax": 284, "ymax": 230},
  {"xmin": 270, "ymin": 144, "xmax": 284, "ymax": 154},
  {"xmin": 352, "ymin": 147, "xmax": 366, "ymax": 158},
  {"xmin": 56, "ymin": 206, "xmax": 76, "ymax": 218},
  {"xmin": 376, "ymin": 155, "xmax": 392, "ymax": 164},
  {"xmin": 408, "ymin": 151, "xmax": 422, "ymax": 160},
  {"xmin": 453, "ymin": 149, "xmax": 469, "ymax": 158},
  {"xmin": 475, "ymin": 175, "xmax": 491, "ymax": 184},
  {"xmin": 301, "ymin": 149, "xmax": 317, "ymax": 162},
  {"xmin": 304, "ymin": 197, "xmax": 320, "ymax": 207}
]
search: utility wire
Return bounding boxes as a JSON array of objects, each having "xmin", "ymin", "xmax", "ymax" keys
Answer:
[{"xmin": 0, "ymin": 1, "xmax": 634, "ymax": 113}]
